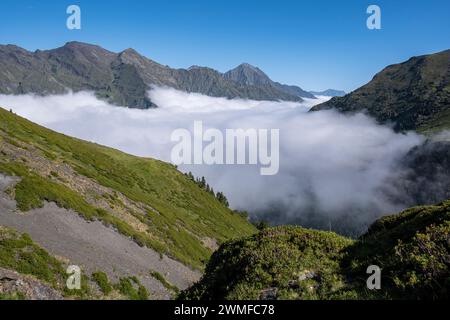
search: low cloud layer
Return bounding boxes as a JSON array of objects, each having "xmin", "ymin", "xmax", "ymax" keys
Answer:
[{"xmin": 0, "ymin": 89, "xmax": 426, "ymax": 235}]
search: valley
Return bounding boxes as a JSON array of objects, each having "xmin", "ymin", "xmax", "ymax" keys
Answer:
[{"xmin": 0, "ymin": 43, "xmax": 449, "ymax": 301}]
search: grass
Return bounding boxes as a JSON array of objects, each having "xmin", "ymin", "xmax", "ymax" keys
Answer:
[
  {"xmin": 0, "ymin": 292, "xmax": 26, "ymax": 300},
  {"xmin": 417, "ymin": 106, "xmax": 450, "ymax": 135},
  {"xmin": 150, "ymin": 270, "xmax": 179, "ymax": 294},
  {"xmin": 0, "ymin": 226, "xmax": 90, "ymax": 298},
  {"xmin": 91, "ymin": 271, "xmax": 113, "ymax": 295},
  {"xmin": 0, "ymin": 107, "xmax": 256, "ymax": 268},
  {"xmin": 0, "ymin": 226, "xmax": 152, "ymax": 299},
  {"xmin": 115, "ymin": 276, "xmax": 149, "ymax": 300},
  {"xmin": 0, "ymin": 227, "xmax": 65, "ymax": 287}
]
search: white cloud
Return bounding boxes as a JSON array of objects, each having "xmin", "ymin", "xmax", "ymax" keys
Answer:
[{"xmin": 0, "ymin": 88, "xmax": 425, "ymax": 234}]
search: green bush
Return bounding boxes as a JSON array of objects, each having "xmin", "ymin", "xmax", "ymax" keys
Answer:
[
  {"xmin": 150, "ymin": 270, "xmax": 179, "ymax": 294},
  {"xmin": 92, "ymin": 271, "xmax": 112, "ymax": 295},
  {"xmin": 182, "ymin": 202, "xmax": 450, "ymax": 300},
  {"xmin": 115, "ymin": 277, "xmax": 149, "ymax": 300}
]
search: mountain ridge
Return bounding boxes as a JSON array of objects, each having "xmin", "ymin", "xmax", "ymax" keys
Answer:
[
  {"xmin": 309, "ymin": 89, "xmax": 346, "ymax": 97},
  {"xmin": 224, "ymin": 63, "xmax": 316, "ymax": 99},
  {"xmin": 311, "ymin": 49, "xmax": 450, "ymax": 132},
  {"xmin": 0, "ymin": 41, "xmax": 314, "ymax": 108}
]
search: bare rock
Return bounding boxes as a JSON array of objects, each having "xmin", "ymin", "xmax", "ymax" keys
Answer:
[{"xmin": 0, "ymin": 267, "xmax": 63, "ymax": 300}]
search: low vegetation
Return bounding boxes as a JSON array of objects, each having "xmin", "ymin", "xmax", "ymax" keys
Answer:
[
  {"xmin": 115, "ymin": 276, "xmax": 149, "ymax": 300},
  {"xmin": 0, "ymin": 226, "xmax": 90, "ymax": 298},
  {"xmin": 344, "ymin": 200, "xmax": 450, "ymax": 299},
  {"xmin": 0, "ymin": 226, "xmax": 155, "ymax": 299},
  {"xmin": 180, "ymin": 226, "xmax": 355, "ymax": 300},
  {"xmin": 0, "ymin": 226, "xmax": 66, "ymax": 287},
  {"xmin": 91, "ymin": 271, "xmax": 113, "ymax": 295},
  {"xmin": 181, "ymin": 200, "xmax": 450, "ymax": 300},
  {"xmin": 150, "ymin": 270, "xmax": 180, "ymax": 294}
]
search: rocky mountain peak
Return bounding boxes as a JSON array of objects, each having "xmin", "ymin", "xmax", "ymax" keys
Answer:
[{"xmin": 224, "ymin": 63, "xmax": 272, "ymax": 86}]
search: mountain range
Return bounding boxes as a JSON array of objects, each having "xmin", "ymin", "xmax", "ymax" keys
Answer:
[
  {"xmin": 310, "ymin": 89, "xmax": 346, "ymax": 97},
  {"xmin": 0, "ymin": 42, "xmax": 347, "ymax": 108}
]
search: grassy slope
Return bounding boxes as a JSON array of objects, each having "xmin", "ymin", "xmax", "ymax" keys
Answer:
[
  {"xmin": 0, "ymin": 226, "xmax": 90, "ymax": 298},
  {"xmin": 418, "ymin": 107, "xmax": 450, "ymax": 134},
  {"xmin": 0, "ymin": 107, "xmax": 255, "ymax": 269},
  {"xmin": 182, "ymin": 201, "xmax": 450, "ymax": 300},
  {"xmin": 0, "ymin": 226, "xmax": 67, "ymax": 287},
  {"xmin": 0, "ymin": 226, "xmax": 151, "ymax": 299}
]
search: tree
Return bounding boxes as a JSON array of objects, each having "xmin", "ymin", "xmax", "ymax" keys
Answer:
[
  {"xmin": 254, "ymin": 220, "xmax": 269, "ymax": 231},
  {"xmin": 216, "ymin": 192, "xmax": 229, "ymax": 207},
  {"xmin": 200, "ymin": 176, "xmax": 206, "ymax": 188}
]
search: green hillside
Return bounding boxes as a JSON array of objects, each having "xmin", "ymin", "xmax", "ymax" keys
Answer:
[
  {"xmin": 311, "ymin": 49, "xmax": 450, "ymax": 132},
  {"xmin": 181, "ymin": 201, "xmax": 450, "ymax": 300},
  {"xmin": 0, "ymin": 107, "xmax": 256, "ymax": 270}
]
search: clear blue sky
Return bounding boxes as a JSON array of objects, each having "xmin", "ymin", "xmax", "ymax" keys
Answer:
[{"xmin": 0, "ymin": 0, "xmax": 449, "ymax": 92}]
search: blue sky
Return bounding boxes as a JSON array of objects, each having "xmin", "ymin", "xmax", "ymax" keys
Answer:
[{"xmin": 0, "ymin": 0, "xmax": 449, "ymax": 92}]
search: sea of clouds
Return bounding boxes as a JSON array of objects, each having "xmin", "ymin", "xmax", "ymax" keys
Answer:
[{"xmin": 0, "ymin": 88, "xmax": 426, "ymax": 235}]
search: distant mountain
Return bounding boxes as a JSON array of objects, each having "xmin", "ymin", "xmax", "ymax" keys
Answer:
[
  {"xmin": 224, "ymin": 63, "xmax": 316, "ymax": 99},
  {"xmin": 223, "ymin": 63, "xmax": 272, "ymax": 86},
  {"xmin": 0, "ymin": 42, "xmax": 155, "ymax": 108},
  {"xmin": 0, "ymin": 42, "xmax": 311, "ymax": 108},
  {"xmin": 311, "ymin": 49, "xmax": 450, "ymax": 132},
  {"xmin": 309, "ymin": 89, "xmax": 346, "ymax": 97}
]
